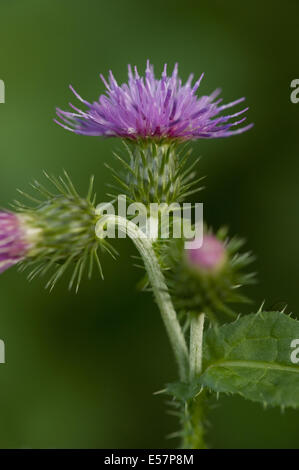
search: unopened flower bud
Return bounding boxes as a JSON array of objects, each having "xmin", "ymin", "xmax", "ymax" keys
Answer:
[
  {"xmin": 186, "ymin": 234, "xmax": 227, "ymax": 274},
  {"xmin": 0, "ymin": 212, "xmax": 31, "ymax": 273},
  {"xmin": 0, "ymin": 173, "xmax": 115, "ymax": 290},
  {"xmin": 162, "ymin": 228, "xmax": 254, "ymax": 323}
]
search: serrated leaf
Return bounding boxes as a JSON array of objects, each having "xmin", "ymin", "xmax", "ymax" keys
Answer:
[{"xmin": 200, "ymin": 311, "xmax": 299, "ymax": 408}]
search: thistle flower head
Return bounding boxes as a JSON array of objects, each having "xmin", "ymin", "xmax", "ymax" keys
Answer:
[
  {"xmin": 186, "ymin": 234, "xmax": 227, "ymax": 274},
  {"xmin": 0, "ymin": 212, "xmax": 30, "ymax": 273},
  {"xmin": 4, "ymin": 173, "xmax": 116, "ymax": 291},
  {"xmin": 159, "ymin": 227, "xmax": 256, "ymax": 323},
  {"xmin": 55, "ymin": 61, "xmax": 253, "ymax": 141}
]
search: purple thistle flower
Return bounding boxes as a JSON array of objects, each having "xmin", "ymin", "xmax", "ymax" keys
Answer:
[
  {"xmin": 0, "ymin": 212, "xmax": 29, "ymax": 274},
  {"xmin": 55, "ymin": 61, "xmax": 253, "ymax": 141},
  {"xmin": 186, "ymin": 234, "xmax": 227, "ymax": 274}
]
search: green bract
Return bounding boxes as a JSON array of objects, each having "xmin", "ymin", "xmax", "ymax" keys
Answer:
[
  {"xmin": 106, "ymin": 141, "xmax": 204, "ymax": 207},
  {"xmin": 158, "ymin": 227, "xmax": 255, "ymax": 323},
  {"xmin": 15, "ymin": 172, "xmax": 116, "ymax": 291}
]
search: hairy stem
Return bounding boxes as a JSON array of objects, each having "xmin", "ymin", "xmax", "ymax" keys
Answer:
[
  {"xmin": 181, "ymin": 393, "xmax": 207, "ymax": 449},
  {"xmin": 180, "ymin": 313, "xmax": 207, "ymax": 449},
  {"xmin": 189, "ymin": 313, "xmax": 205, "ymax": 381},
  {"xmin": 96, "ymin": 214, "xmax": 189, "ymax": 381}
]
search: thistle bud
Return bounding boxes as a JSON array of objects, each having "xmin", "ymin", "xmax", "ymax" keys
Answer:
[
  {"xmin": 186, "ymin": 234, "xmax": 227, "ymax": 275},
  {"xmin": 2, "ymin": 173, "xmax": 115, "ymax": 291},
  {"xmin": 0, "ymin": 212, "xmax": 31, "ymax": 273},
  {"xmin": 160, "ymin": 228, "xmax": 255, "ymax": 323}
]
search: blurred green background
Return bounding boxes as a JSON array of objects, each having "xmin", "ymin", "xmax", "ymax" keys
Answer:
[{"xmin": 0, "ymin": 0, "xmax": 298, "ymax": 449}]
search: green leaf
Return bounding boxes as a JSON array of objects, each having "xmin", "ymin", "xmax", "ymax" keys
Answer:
[
  {"xmin": 200, "ymin": 311, "xmax": 299, "ymax": 408},
  {"xmin": 165, "ymin": 380, "xmax": 202, "ymax": 402}
]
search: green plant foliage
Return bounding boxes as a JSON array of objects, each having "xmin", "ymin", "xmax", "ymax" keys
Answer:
[
  {"xmin": 159, "ymin": 227, "xmax": 255, "ymax": 323},
  {"xmin": 165, "ymin": 379, "xmax": 202, "ymax": 402},
  {"xmin": 200, "ymin": 311, "xmax": 299, "ymax": 408},
  {"xmin": 15, "ymin": 172, "xmax": 116, "ymax": 291},
  {"xmin": 106, "ymin": 140, "xmax": 204, "ymax": 206}
]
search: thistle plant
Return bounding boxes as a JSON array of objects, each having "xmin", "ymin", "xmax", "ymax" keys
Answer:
[{"xmin": 2, "ymin": 61, "xmax": 299, "ymax": 449}]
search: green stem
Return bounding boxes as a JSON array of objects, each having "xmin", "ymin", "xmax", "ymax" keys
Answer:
[
  {"xmin": 96, "ymin": 214, "xmax": 189, "ymax": 381},
  {"xmin": 181, "ymin": 393, "xmax": 207, "ymax": 449},
  {"xmin": 189, "ymin": 313, "xmax": 205, "ymax": 381},
  {"xmin": 181, "ymin": 313, "xmax": 207, "ymax": 449}
]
